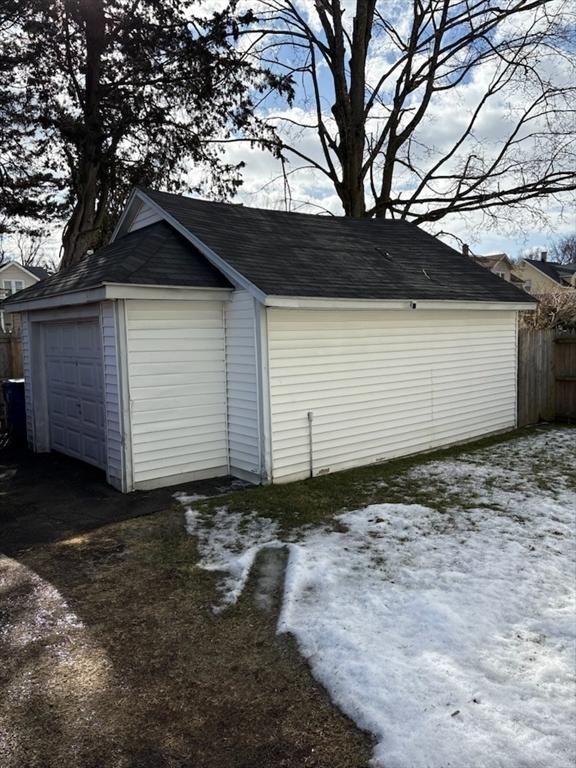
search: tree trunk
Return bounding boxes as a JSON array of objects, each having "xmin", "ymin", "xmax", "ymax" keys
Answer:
[
  {"xmin": 60, "ymin": 164, "xmax": 105, "ymax": 269},
  {"xmin": 59, "ymin": 0, "xmax": 106, "ymax": 270}
]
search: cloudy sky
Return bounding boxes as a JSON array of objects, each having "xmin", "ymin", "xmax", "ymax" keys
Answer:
[
  {"xmin": 29, "ymin": 0, "xmax": 576, "ymax": 264},
  {"xmin": 213, "ymin": 0, "xmax": 575, "ymax": 259}
]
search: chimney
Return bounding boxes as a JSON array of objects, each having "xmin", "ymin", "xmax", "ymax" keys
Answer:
[
  {"xmin": 541, "ymin": 250, "xmax": 548, "ymax": 262},
  {"xmin": 462, "ymin": 243, "xmax": 470, "ymax": 257}
]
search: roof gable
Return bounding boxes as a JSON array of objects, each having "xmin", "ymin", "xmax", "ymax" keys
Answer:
[
  {"xmin": 3, "ymin": 222, "xmax": 231, "ymax": 306},
  {"xmin": 0, "ymin": 261, "xmax": 46, "ymax": 281},
  {"xmin": 523, "ymin": 259, "xmax": 576, "ymax": 287},
  {"xmin": 138, "ymin": 188, "xmax": 531, "ymax": 304}
]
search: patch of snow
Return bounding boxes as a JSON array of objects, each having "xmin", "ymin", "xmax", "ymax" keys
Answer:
[
  {"xmin": 173, "ymin": 491, "xmax": 207, "ymax": 504},
  {"xmin": 184, "ymin": 428, "xmax": 576, "ymax": 767},
  {"xmin": 185, "ymin": 508, "xmax": 280, "ymax": 611}
]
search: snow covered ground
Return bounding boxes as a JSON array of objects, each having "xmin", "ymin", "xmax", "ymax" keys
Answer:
[{"xmin": 181, "ymin": 429, "xmax": 576, "ymax": 768}]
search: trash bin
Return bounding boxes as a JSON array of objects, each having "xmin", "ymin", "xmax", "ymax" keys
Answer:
[{"xmin": 2, "ymin": 378, "xmax": 27, "ymax": 445}]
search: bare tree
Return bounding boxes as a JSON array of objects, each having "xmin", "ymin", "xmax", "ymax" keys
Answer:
[
  {"xmin": 245, "ymin": 0, "xmax": 576, "ymax": 225},
  {"xmin": 550, "ymin": 234, "xmax": 576, "ymax": 264},
  {"xmin": 14, "ymin": 232, "xmax": 58, "ymax": 273}
]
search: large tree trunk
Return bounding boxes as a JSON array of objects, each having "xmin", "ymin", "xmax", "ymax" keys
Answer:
[
  {"xmin": 59, "ymin": 0, "xmax": 106, "ymax": 270},
  {"xmin": 60, "ymin": 164, "xmax": 106, "ymax": 269},
  {"xmin": 317, "ymin": 0, "xmax": 375, "ymax": 218}
]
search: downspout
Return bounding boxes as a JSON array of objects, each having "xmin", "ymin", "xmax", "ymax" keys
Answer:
[{"xmin": 308, "ymin": 410, "xmax": 314, "ymax": 478}]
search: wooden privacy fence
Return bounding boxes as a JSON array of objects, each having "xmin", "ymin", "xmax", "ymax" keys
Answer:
[
  {"xmin": 555, "ymin": 334, "xmax": 576, "ymax": 421},
  {"xmin": 518, "ymin": 328, "xmax": 576, "ymax": 426},
  {"xmin": 0, "ymin": 332, "xmax": 23, "ymax": 380}
]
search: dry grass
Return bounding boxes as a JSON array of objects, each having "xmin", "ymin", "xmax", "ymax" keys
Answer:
[{"xmin": 0, "ymin": 508, "xmax": 372, "ymax": 768}]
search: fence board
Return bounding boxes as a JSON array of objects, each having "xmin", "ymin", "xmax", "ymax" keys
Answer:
[
  {"xmin": 555, "ymin": 333, "xmax": 576, "ymax": 421},
  {"xmin": 517, "ymin": 329, "xmax": 555, "ymax": 426},
  {"xmin": 0, "ymin": 332, "xmax": 23, "ymax": 380}
]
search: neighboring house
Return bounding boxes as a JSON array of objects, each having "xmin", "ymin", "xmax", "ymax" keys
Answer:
[
  {"xmin": 4, "ymin": 188, "xmax": 535, "ymax": 492},
  {"xmin": 473, "ymin": 252, "xmax": 528, "ymax": 290},
  {"xmin": 0, "ymin": 262, "xmax": 49, "ymax": 332},
  {"xmin": 473, "ymin": 253, "xmax": 515, "ymax": 282},
  {"xmin": 513, "ymin": 255, "xmax": 576, "ymax": 295}
]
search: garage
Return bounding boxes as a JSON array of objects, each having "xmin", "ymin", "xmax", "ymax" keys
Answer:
[
  {"xmin": 44, "ymin": 320, "xmax": 106, "ymax": 469},
  {"xmin": 3, "ymin": 189, "xmax": 535, "ymax": 494}
]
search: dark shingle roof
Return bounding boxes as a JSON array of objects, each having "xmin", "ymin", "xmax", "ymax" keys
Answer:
[
  {"xmin": 524, "ymin": 259, "xmax": 576, "ymax": 286},
  {"xmin": 25, "ymin": 265, "xmax": 50, "ymax": 279},
  {"xmin": 142, "ymin": 189, "xmax": 531, "ymax": 303},
  {"xmin": 3, "ymin": 221, "xmax": 231, "ymax": 306}
]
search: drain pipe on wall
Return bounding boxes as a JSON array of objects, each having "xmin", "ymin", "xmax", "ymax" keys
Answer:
[{"xmin": 307, "ymin": 411, "xmax": 314, "ymax": 478}]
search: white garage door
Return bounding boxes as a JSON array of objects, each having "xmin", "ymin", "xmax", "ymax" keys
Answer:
[{"xmin": 44, "ymin": 320, "xmax": 106, "ymax": 469}]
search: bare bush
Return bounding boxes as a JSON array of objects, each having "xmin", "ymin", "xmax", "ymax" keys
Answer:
[{"xmin": 520, "ymin": 291, "xmax": 576, "ymax": 330}]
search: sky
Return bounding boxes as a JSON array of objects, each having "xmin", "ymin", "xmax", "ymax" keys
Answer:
[
  {"xmin": 192, "ymin": 0, "xmax": 576, "ymax": 260},
  {"xmin": 9, "ymin": 0, "xmax": 576, "ymax": 265}
]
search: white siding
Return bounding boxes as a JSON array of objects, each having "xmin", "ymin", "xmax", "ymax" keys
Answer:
[
  {"xmin": 100, "ymin": 302, "xmax": 123, "ymax": 489},
  {"xmin": 267, "ymin": 309, "xmax": 518, "ymax": 482},
  {"xmin": 128, "ymin": 204, "xmax": 163, "ymax": 232},
  {"xmin": 21, "ymin": 312, "xmax": 34, "ymax": 448},
  {"xmin": 125, "ymin": 299, "xmax": 228, "ymax": 488},
  {"xmin": 225, "ymin": 290, "xmax": 260, "ymax": 479}
]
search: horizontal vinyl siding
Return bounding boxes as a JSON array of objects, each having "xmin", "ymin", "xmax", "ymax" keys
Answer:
[
  {"xmin": 100, "ymin": 302, "xmax": 123, "ymax": 488},
  {"xmin": 128, "ymin": 204, "xmax": 163, "ymax": 232},
  {"xmin": 267, "ymin": 309, "xmax": 518, "ymax": 482},
  {"xmin": 126, "ymin": 300, "xmax": 228, "ymax": 485},
  {"xmin": 225, "ymin": 290, "xmax": 260, "ymax": 478}
]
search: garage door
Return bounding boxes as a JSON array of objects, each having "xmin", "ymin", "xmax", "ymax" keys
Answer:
[{"xmin": 44, "ymin": 321, "xmax": 106, "ymax": 469}]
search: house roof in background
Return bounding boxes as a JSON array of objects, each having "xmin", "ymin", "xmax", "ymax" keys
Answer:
[
  {"xmin": 523, "ymin": 259, "xmax": 576, "ymax": 287},
  {"xmin": 473, "ymin": 253, "xmax": 511, "ymax": 269},
  {"xmin": 0, "ymin": 261, "xmax": 49, "ymax": 280},
  {"xmin": 139, "ymin": 189, "xmax": 531, "ymax": 303},
  {"xmin": 2, "ymin": 221, "xmax": 231, "ymax": 306},
  {"xmin": 25, "ymin": 265, "xmax": 50, "ymax": 279}
]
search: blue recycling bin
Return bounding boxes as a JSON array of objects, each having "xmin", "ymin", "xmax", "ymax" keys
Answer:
[{"xmin": 3, "ymin": 378, "xmax": 27, "ymax": 444}]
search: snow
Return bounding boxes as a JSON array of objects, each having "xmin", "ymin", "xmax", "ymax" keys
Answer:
[
  {"xmin": 173, "ymin": 491, "xmax": 207, "ymax": 505},
  {"xmin": 184, "ymin": 508, "xmax": 280, "ymax": 611},
  {"xmin": 182, "ymin": 428, "xmax": 576, "ymax": 768}
]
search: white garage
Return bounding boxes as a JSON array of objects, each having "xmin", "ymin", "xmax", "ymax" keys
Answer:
[{"xmin": 4, "ymin": 188, "xmax": 535, "ymax": 492}]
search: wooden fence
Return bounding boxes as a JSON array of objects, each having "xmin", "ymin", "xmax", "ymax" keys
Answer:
[
  {"xmin": 0, "ymin": 332, "xmax": 23, "ymax": 380},
  {"xmin": 518, "ymin": 328, "xmax": 576, "ymax": 426}
]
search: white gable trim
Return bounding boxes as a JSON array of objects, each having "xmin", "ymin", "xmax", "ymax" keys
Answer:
[
  {"xmin": 5, "ymin": 284, "xmax": 231, "ymax": 312},
  {"xmin": 112, "ymin": 189, "xmax": 268, "ymax": 304},
  {"xmin": 110, "ymin": 188, "xmax": 142, "ymax": 241},
  {"xmin": 0, "ymin": 261, "xmax": 42, "ymax": 282}
]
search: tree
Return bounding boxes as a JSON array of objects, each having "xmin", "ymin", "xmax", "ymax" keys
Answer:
[
  {"xmin": 0, "ymin": 0, "xmax": 290, "ymax": 268},
  {"xmin": 245, "ymin": 1, "xmax": 575, "ymax": 225},
  {"xmin": 551, "ymin": 234, "xmax": 576, "ymax": 264}
]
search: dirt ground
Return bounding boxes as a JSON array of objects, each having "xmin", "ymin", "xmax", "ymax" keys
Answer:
[{"xmin": 1, "ymin": 504, "xmax": 372, "ymax": 768}]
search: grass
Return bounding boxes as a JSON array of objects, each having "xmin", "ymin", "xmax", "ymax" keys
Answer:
[
  {"xmin": 1, "ymin": 507, "xmax": 373, "ymax": 768},
  {"xmin": 2, "ymin": 422, "xmax": 574, "ymax": 768},
  {"xmin": 193, "ymin": 424, "xmax": 575, "ymax": 533}
]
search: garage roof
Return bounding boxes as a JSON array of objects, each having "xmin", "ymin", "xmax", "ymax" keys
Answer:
[
  {"xmin": 3, "ymin": 220, "xmax": 231, "ymax": 305},
  {"xmin": 139, "ymin": 189, "xmax": 531, "ymax": 303},
  {"xmin": 5, "ymin": 189, "xmax": 534, "ymax": 308}
]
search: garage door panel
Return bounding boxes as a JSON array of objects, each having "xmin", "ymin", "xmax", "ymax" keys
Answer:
[
  {"xmin": 81, "ymin": 400, "xmax": 102, "ymax": 428},
  {"xmin": 78, "ymin": 362, "xmax": 102, "ymax": 392},
  {"xmin": 44, "ymin": 320, "xmax": 106, "ymax": 470}
]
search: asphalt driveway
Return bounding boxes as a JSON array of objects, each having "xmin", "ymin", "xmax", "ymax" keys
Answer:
[{"xmin": 0, "ymin": 444, "xmax": 245, "ymax": 555}]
